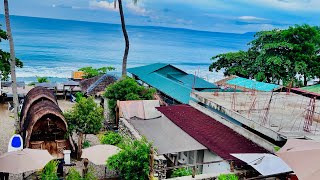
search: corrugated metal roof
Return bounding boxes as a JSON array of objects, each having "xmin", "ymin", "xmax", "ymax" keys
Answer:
[
  {"xmin": 226, "ymin": 77, "xmax": 280, "ymax": 91},
  {"xmin": 128, "ymin": 63, "xmax": 219, "ymax": 104},
  {"xmin": 157, "ymin": 105, "xmax": 268, "ymax": 165}
]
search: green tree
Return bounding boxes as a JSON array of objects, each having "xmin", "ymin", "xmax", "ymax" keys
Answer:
[
  {"xmin": 104, "ymin": 77, "xmax": 155, "ymax": 121},
  {"xmin": 283, "ymin": 24, "xmax": 320, "ymax": 86},
  {"xmin": 210, "ymin": 25, "xmax": 320, "ymax": 86},
  {"xmin": 78, "ymin": 66, "xmax": 115, "ymax": 79},
  {"xmin": 107, "ymin": 138, "xmax": 151, "ymax": 180},
  {"xmin": 64, "ymin": 97, "xmax": 104, "ymax": 158}
]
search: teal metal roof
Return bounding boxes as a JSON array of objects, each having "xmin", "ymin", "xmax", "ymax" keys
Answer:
[
  {"xmin": 128, "ymin": 63, "xmax": 219, "ymax": 104},
  {"xmin": 226, "ymin": 77, "xmax": 280, "ymax": 91}
]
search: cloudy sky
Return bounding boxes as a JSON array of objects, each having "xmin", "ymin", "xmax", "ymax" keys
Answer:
[{"xmin": 1, "ymin": 0, "xmax": 320, "ymax": 33}]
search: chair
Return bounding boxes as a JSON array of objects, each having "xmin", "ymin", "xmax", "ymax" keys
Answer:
[
  {"xmin": 71, "ymin": 94, "xmax": 76, "ymax": 103},
  {"xmin": 30, "ymin": 141, "xmax": 44, "ymax": 150}
]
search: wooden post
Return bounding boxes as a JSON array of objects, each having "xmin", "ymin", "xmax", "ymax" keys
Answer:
[
  {"xmin": 230, "ymin": 161, "xmax": 234, "ymax": 172},
  {"xmin": 192, "ymin": 166, "xmax": 196, "ymax": 178},
  {"xmin": 149, "ymin": 147, "xmax": 154, "ymax": 180}
]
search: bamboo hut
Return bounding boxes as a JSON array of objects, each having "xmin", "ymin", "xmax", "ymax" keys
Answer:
[{"xmin": 20, "ymin": 87, "xmax": 70, "ymax": 158}]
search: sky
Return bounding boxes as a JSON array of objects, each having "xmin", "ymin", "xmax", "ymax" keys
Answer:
[{"xmin": 1, "ymin": 0, "xmax": 320, "ymax": 33}]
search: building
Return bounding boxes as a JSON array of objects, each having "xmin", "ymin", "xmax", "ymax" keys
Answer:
[
  {"xmin": 20, "ymin": 87, "xmax": 72, "ymax": 158},
  {"xmin": 117, "ymin": 100, "xmax": 268, "ymax": 178},
  {"xmin": 215, "ymin": 76, "xmax": 281, "ymax": 92},
  {"xmin": 79, "ymin": 74, "xmax": 116, "ymax": 96},
  {"xmin": 128, "ymin": 63, "xmax": 220, "ymax": 104},
  {"xmin": 190, "ymin": 90, "xmax": 320, "ymax": 149}
]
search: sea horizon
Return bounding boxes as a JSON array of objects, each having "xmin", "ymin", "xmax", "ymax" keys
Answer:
[{"xmin": 0, "ymin": 15, "xmax": 254, "ymax": 83}]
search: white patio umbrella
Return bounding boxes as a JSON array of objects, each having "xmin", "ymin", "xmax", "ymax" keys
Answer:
[
  {"xmin": 81, "ymin": 145, "xmax": 121, "ymax": 165},
  {"xmin": 276, "ymin": 139, "xmax": 320, "ymax": 180},
  {"xmin": 0, "ymin": 148, "xmax": 54, "ymax": 174},
  {"xmin": 231, "ymin": 153, "xmax": 292, "ymax": 176}
]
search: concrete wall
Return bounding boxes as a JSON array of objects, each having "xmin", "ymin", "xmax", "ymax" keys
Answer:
[
  {"xmin": 191, "ymin": 93, "xmax": 284, "ymax": 141},
  {"xmin": 202, "ymin": 150, "xmax": 230, "ymax": 174}
]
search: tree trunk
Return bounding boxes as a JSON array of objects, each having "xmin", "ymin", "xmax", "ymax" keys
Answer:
[
  {"xmin": 77, "ymin": 132, "xmax": 84, "ymax": 159},
  {"xmin": 304, "ymin": 75, "xmax": 307, "ymax": 87},
  {"xmin": 118, "ymin": 0, "xmax": 129, "ymax": 77},
  {"xmin": 4, "ymin": 0, "xmax": 19, "ymax": 133}
]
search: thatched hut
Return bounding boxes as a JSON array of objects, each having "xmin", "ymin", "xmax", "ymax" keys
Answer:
[
  {"xmin": 20, "ymin": 86, "xmax": 57, "ymax": 131},
  {"xmin": 20, "ymin": 87, "xmax": 70, "ymax": 158}
]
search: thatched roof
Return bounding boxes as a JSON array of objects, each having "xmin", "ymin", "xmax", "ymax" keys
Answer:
[
  {"xmin": 79, "ymin": 74, "xmax": 116, "ymax": 96},
  {"xmin": 23, "ymin": 99, "xmax": 67, "ymax": 147},
  {"xmin": 20, "ymin": 87, "xmax": 57, "ymax": 130}
]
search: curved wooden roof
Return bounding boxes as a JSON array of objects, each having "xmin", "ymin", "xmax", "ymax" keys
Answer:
[
  {"xmin": 20, "ymin": 87, "xmax": 57, "ymax": 131},
  {"xmin": 23, "ymin": 99, "xmax": 67, "ymax": 147}
]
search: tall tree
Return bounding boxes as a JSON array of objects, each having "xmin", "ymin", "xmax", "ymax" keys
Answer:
[
  {"xmin": 64, "ymin": 97, "xmax": 104, "ymax": 158},
  {"xmin": 4, "ymin": 0, "xmax": 19, "ymax": 132},
  {"xmin": 115, "ymin": 0, "xmax": 138, "ymax": 77}
]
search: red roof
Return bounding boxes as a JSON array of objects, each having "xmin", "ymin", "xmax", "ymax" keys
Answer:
[{"xmin": 157, "ymin": 105, "xmax": 268, "ymax": 164}]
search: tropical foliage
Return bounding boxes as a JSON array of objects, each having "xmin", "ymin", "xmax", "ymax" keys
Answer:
[
  {"xmin": 0, "ymin": 26, "xmax": 23, "ymax": 81},
  {"xmin": 64, "ymin": 96, "xmax": 104, "ymax": 157},
  {"xmin": 107, "ymin": 138, "xmax": 152, "ymax": 180},
  {"xmin": 210, "ymin": 24, "xmax": 320, "ymax": 86},
  {"xmin": 66, "ymin": 167, "xmax": 98, "ymax": 180},
  {"xmin": 79, "ymin": 66, "xmax": 115, "ymax": 79},
  {"xmin": 104, "ymin": 77, "xmax": 155, "ymax": 120},
  {"xmin": 100, "ymin": 131, "xmax": 123, "ymax": 146},
  {"xmin": 217, "ymin": 173, "xmax": 239, "ymax": 180},
  {"xmin": 171, "ymin": 168, "xmax": 193, "ymax": 178},
  {"xmin": 40, "ymin": 160, "xmax": 59, "ymax": 180},
  {"xmin": 36, "ymin": 76, "xmax": 49, "ymax": 83}
]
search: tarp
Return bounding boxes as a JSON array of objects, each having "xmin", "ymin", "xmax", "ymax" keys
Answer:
[
  {"xmin": 118, "ymin": 100, "xmax": 162, "ymax": 120},
  {"xmin": 231, "ymin": 153, "xmax": 292, "ymax": 176}
]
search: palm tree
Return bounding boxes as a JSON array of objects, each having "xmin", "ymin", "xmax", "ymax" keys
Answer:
[
  {"xmin": 4, "ymin": 0, "xmax": 19, "ymax": 133},
  {"xmin": 115, "ymin": 0, "xmax": 138, "ymax": 77}
]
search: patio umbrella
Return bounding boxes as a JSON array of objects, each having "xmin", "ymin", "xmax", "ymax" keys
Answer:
[
  {"xmin": 81, "ymin": 145, "xmax": 120, "ymax": 165},
  {"xmin": 276, "ymin": 139, "xmax": 320, "ymax": 180},
  {"xmin": 231, "ymin": 153, "xmax": 292, "ymax": 176},
  {"xmin": 0, "ymin": 148, "xmax": 54, "ymax": 174}
]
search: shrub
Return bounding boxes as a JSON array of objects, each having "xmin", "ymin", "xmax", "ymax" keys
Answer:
[
  {"xmin": 100, "ymin": 131, "xmax": 123, "ymax": 146},
  {"xmin": 217, "ymin": 173, "xmax": 239, "ymax": 180},
  {"xmin": 75, "ymin": 92, "xmax": 84, "ymax": 102},
  {"xmin": 171, "ymin": 168, "xmax": 193, "ymax": 178},
  {"xmin": 83, "ymin": 167, "xmax": 98, "ymax": 180},
  {"xmin": 66, "ymin": 168, "xmax": 81, "ymax": 180},
  {"xmin": 107, "ymin": 138, "xmax": 152, "ymax": 180},
  {"xmin": 104, "ymin": 77, "xmax": 155, "ymax": 121},
  {"xmin": 83, "ymin": 140, "xmax": 91, "ymax": 148},
  {"xmin": 40, "ymin": 160, "xmax": 58, "ymax": 180}
]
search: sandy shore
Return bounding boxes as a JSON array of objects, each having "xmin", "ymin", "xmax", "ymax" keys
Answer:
[{"xmin": 0, "ymin": 92, "xmax": 114, "ymax": 179}]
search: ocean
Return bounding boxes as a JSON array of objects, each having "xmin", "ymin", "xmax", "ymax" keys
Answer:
[{"xmin": 0, "ymin": 15, "xmax": 254, "ymax": 83}]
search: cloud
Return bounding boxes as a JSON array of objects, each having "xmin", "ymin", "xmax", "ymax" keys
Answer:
[
  {"xmin": 238, "ymin": 16, "xmax": 267, "ymax": 22},
  {"xmin": 244, "ymin": 0, "xmax": 320, "ymax": 11},
  {"xmin": 89, "ymin": 0, "xmax": 117, "ymax": 11},
  {"xmin": 126, "ymin": 2, "xmax": 148, "ymax": 16}
]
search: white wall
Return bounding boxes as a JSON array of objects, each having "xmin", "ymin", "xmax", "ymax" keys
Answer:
[{"xmin": 202, "ymin": 150, "xmax": 230, "ymax": 174}]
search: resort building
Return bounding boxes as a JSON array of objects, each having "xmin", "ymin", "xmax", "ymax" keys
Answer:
[
  {"xmin": 117, "ymin": 100, "xmax": 268, "ymax": 178},
  {"xmin": 128, "ymin": 63, "xmax": 220, "ymax": 104},
  {"xmin": 190, "ymin": 90, "xmax": 320, "ymax": 149}
]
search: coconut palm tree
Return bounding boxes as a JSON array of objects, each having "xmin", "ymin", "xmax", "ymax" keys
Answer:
[
  {"xmin": 115, "ymin": 0, "xmax": 138, "ymax": 77},
  {"xmin": 4, "ymin": 0, "xmax": 20, "ymax": 133}
]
